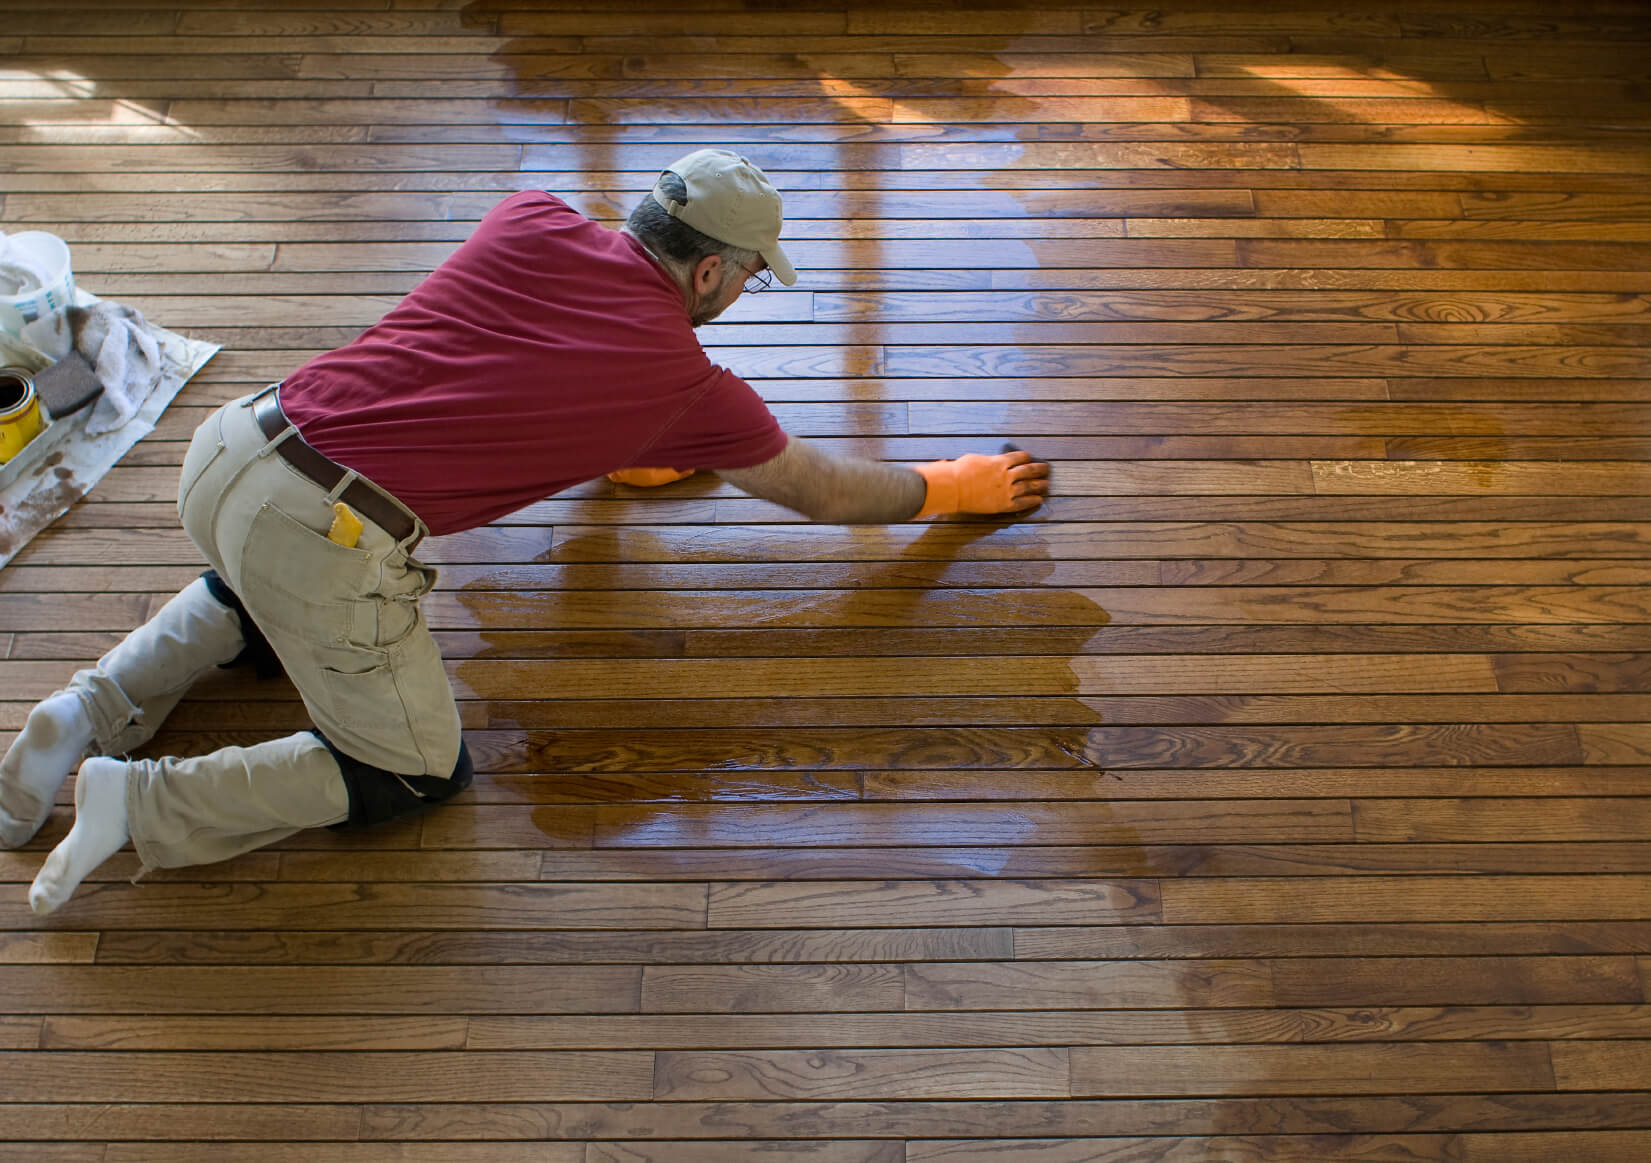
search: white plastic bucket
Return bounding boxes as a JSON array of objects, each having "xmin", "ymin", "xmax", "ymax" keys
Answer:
[{"xmin": 0, "ymin": 232, "xmax": 76, "ymax": 340}]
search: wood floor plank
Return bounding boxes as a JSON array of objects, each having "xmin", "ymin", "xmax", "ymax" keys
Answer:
[
  {"xmin": 0, "ymin": 881, "xmax": 707, "ymax": 930},
  {"xmin": 0, "ymin": 1147, "xmax": 106, "ymax": 1163},
  {"xmin": 16, "ymin": 554, "xmax": 1651, "ymax": 596},
  {"xmin": 1354, "ymin": 798, "xmax": 1651, "ymax": 842},
  {"xmin": 652, "ymin": 1047, "xmax": 1071, "ymax": 1099},
  {"xmin": 343, "ymin": 1092, "xmax": 1651, "ymax": 1138},
  {"xmin": 0, "ymin": 1016, "xmax": 41, "ymax": 1050},
  {"xmin": 0, "ymin": 1050, "xmax": 654, "ymax": 1102},
  {"xmin": 0, "ymin": 965, "xmax": 640, "ymax": 1014},
  {"xmin": 581, "ymin": 801, "xmax": 1352, "ymax": 849},
  {"xmin": 903, "ymin": 1137, "xmax": 1651, "ymax": 1163},
  {"xmin": 455, "ymin": 723, "xmax": 1588, "ymax": 771},
  {"xmin": 465, "ymin": 1003, "xmax": 1651, "ymax": 1050},
  {"xmin": 0, "ymin": 1103, "xmax": 361, "ymax": 1142},
  {"xmin": 1550, "ymin": 1040, "xmax": 1651, "ymax": 1090},
  {"xmin": 900, "ymin": 960, "xmax": 1278, "ymax": 1009},
  {"xmin": 37, "ymin": 1013, "xmax": 477, "ymax": 1051},
  {"xmin": 532, "ymin": 842, "xmax": 1651, "ymax": 881},
  {"xmin": 699, "ymin": 879, "xmax": 1163, "ymax": 928},
  {"xmin": 1161, "ymin": 877, "xmax": 1651, "ymax": 924},
  {"xmin": 47, "ymin": 921, "xmax": 1651, "ymax": 968},
  {"xmin": 105, "ymin": 1148, "xmax": 586, "ymax": 1163},
  {"xmin": 0, "ymin": 932, "xmax": 99, "ymax": 964},
  {"xmin": 84, "ymin": 926, "xmax": 1011, "ymax": 968},
  {"xmin": 20, "ymin": 835, "xmax": 1651, "ymax": 886},
  {"xmin": 1018, "ymin": 922, "xmax": 1651, "ymax": 960},
  {"xmin": 582, "ymin": 1147, "xmax": 897, "ymax": 1163},
  {"xmin": 1312, "ymin": 461, "xmax": 1651, "ymax": 495},
  {"xmin": 1266, "ymin": 955, "xmax": 1645, "ymax": 1005},
  {"xmin": 1068, "ymin": 1042, "xmax": 1556, "ymax": 1097},
  {"xmin": 1458, "ymin": 1133, "xmax": 1651, "ymax": 1163},
  {"xmin": 128, "ymin": 689, "xmax": 1626, "ymax": 729},
  {"xmin": 439, "ymin": 654, "xmax": 1508, "ymax": 698},
  {"xmin": 28, "ymin": 517, "xmax": 1651, "ymax": 568},
  {"xmin": 846, "ymin": 762, "xmax": 1651, "ymax": 801}
]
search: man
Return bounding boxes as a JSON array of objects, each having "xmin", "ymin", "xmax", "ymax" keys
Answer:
[{"xmin": 0, "ymin": 150, "xmax": 1050, "ymax": 914}]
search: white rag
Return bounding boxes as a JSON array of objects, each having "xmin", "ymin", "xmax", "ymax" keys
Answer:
[
  {"xmin": 0, "ymin": 327, "xmax": 51, "ymax": 375},
  {"xmin": 22, "ymin": 302, "xmax": 164, "ymax": 435},
  {"xmin": 0, "ymin": 231, "xmax": 56, "ymax": 298}
]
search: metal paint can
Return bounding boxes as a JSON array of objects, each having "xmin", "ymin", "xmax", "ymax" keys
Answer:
[{"xmin": 0, "ymin": 367, "xmax": 46, "ymax": 463}]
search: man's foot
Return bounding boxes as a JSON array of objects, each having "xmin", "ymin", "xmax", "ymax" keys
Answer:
[
  {"xmin": 0, "ymin": 693, "xmax": 94, "ymax": 848},
  {"xmin": 29, "ymin": 757, "xmax": 130, "ymax": 915}
]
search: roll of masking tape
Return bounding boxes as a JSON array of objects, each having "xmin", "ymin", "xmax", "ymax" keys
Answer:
[{"xmin": 0, "ymin": 368, "xmax": 46, "ymax": 464}]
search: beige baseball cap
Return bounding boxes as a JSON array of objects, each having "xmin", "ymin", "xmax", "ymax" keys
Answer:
[{"xmin": 654, "ymin": 149, "xmax": 797, "ymax": 286}]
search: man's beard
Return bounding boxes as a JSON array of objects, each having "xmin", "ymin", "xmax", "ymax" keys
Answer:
[{"xmin": 689, "ymin": 276, "xmax": 741, "ymax": 328}]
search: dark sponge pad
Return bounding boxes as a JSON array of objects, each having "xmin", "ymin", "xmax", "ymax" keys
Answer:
[{"xmin": 32, "ymin": 350, "xmax": 103, "ymax": 417}]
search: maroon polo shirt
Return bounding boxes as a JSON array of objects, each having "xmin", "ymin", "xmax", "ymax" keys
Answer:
[{"xmin": 279, "ymin": 191, "xmax": 787, "ymax": 536}]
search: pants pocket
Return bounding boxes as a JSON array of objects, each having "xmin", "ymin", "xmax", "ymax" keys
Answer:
[
  {"xmin": 237, "ymin": 500, "xmax": 375, "ymax": 645},
  {"xmin": 319, "ymin": 656, "xmax": 398, "ymax": 730}
]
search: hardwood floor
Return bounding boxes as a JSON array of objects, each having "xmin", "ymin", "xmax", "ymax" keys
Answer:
[{"xmin": 2, "ymin": 1, "xmax": 1649, "ymax": 1159}]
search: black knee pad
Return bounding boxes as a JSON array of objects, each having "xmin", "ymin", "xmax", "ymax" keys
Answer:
[
  {"xmin": 309, "ymin": 730, "xmax": 474, "ymax": 830},
  {"xmin": 200, "ymin": 569, "xmax": 284, "ymax": 680}
]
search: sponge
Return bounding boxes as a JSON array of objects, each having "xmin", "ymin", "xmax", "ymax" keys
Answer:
[{"xmin": 33, "ymin": 350, "xmax": 103, "ymax": 417}]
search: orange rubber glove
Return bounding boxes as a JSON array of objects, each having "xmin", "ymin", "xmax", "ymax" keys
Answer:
[
  {"xmin": 913, "ymin": 449, "xmax": 1050, "ymax": 519},
  {"xmin": 606, "ymin": 467, "xmax": 695, "ymax": 487}
]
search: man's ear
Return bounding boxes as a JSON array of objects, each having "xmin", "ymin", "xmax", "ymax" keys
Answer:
[{"xmin": 691, "ymin": 254, "xmax": 724, "ymax": 295}]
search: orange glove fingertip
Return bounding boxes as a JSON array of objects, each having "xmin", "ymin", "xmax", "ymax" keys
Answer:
[{"xmin": 607, "ymin": 467, "xmax": 695, "ymax": 487}]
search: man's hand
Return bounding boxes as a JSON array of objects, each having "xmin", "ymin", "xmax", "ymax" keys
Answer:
[
  {"xmin": 914, "ymin": 449, "xmax": 1050, "ymax": 519},
  {"xmin": 607, "ymin": 467, "xmax": 695, "ymax": 487}
]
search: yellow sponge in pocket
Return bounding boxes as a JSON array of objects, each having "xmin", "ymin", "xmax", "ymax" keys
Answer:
[{"xmin": 327, "ymin": 501, "xmax": 364, "ymax": 548}]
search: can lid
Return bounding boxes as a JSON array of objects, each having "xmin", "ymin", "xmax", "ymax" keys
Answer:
[{"xmin": 0, "ymin": 367, "xmax": 37, "ymax": 415}]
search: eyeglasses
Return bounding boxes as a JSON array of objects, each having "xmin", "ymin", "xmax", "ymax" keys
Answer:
[{"xmin": 740, "ymin": 265, "xmax": 773, "ymax": 294}]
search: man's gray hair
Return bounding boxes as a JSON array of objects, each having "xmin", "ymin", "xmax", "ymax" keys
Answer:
[{"xmin": 627, "ymin": 171, "xmax": 760, "ymax": 281}]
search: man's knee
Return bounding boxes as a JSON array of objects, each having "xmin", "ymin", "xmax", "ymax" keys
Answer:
[{"xmin": 310, "ymin": 730, "xmax": 474, "ymax": 830}]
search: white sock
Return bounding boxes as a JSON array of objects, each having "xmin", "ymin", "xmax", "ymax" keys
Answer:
[
  {"xmin": 29, "ymin": 757, "xmax": 131, "ymax": 915},
  {"xmin": 0, "ymin": 692, "xmax": 94, "ymax": 848}
]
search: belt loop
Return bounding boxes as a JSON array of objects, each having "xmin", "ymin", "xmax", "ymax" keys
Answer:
[
  {"xmin": 327, "ymin": 469, "xmax": 359, "ymax": 505},
  {"xmin": 253, "ymin": 387, "xmax": 297, "ymax": 459},
  {"xmin": 257, "ymin": 424, "xmax": 296, "ymax": 459}
]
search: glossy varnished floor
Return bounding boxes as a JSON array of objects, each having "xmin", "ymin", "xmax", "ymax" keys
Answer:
[{"xmin": 2, "ymin": 1, "xmax": 1650, "ymax": 1159}]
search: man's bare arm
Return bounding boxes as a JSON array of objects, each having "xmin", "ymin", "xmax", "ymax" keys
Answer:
[{"xmin": 718, "ymin": 436, "xmax": 928, "ymax": 524}]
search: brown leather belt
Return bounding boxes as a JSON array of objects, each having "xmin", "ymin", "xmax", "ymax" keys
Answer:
[{"xmin": 252, "ymin": 390, "xmax": 416, "ymax": 543}]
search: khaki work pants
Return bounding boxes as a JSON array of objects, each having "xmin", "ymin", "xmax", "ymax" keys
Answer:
[{"xmin": 62, "ymin": 387, "xmax": 461, "ymax": 868}]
